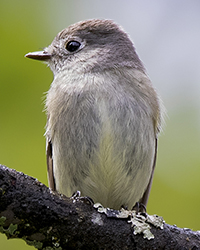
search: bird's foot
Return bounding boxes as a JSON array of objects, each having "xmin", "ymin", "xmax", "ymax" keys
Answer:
[
  {"xmin": 70, "ymin": 191, "xmax": 94, "ymax": 206},
  {"xmin": 132, "ymin": 202, "xmax": 146, "ymax": 214}
]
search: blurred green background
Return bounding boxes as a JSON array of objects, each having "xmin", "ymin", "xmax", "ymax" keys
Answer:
[{"xmin": 0, "ymin": 0, "xmax": 200, "ymax": 249}]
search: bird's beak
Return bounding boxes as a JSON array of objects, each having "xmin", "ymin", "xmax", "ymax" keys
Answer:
[{"xmin": 25, "ymin": 50, "xmax": 51, "ymax": 61}]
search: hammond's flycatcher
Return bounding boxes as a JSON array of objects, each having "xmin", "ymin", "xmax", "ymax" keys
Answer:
[{"xmin": 26, "ymin": 19, "xmax": 164, "ymax": 210}]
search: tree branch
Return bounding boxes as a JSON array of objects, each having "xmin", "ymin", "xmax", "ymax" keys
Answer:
[{"xmin": 0, "ymin": 164, "xmax": 199, "ymax": 249}]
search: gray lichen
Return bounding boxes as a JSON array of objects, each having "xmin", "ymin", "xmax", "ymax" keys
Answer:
[{"xmin": 94, "ymin": 203, "xmax": 164, "ymax": 240}]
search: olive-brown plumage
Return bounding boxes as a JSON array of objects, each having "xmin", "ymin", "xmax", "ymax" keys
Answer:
[{"xmin": 26, "ymin": 19, "xmax": 163, "ymax": 210}]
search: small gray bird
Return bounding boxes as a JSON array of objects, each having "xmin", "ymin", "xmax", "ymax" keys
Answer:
[{"xmin": 26, "ymin": 19, "xmax": 163, "ymax": 210}]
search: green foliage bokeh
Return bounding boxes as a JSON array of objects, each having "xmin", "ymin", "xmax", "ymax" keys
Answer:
[{"xmin": 0, "ymin": 1, "xmax": 200, "ymax": 249}]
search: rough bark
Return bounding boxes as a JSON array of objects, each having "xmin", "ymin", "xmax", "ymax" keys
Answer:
[{"xmin": 0, "ymin": 164, "xmax": 199, "ymax": 249}]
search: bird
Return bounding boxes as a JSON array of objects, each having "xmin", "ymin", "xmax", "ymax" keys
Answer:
[{"xmin": 25, "ymin": 19, "xmax": 163, "ymax": 211}]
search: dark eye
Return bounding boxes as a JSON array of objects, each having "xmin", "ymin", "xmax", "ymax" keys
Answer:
[{"xmin": 66, "ymin": 41, "xmax": 81, "ymax": 52}]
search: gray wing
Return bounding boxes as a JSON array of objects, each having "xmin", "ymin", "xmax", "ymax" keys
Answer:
[
  {"xmin": 139, "ymin": 138, "xmax": 158, "ymax": 208},
  {"xmin": 46, "ymin": 140, "xmax": 56, "ymax": 191}
]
